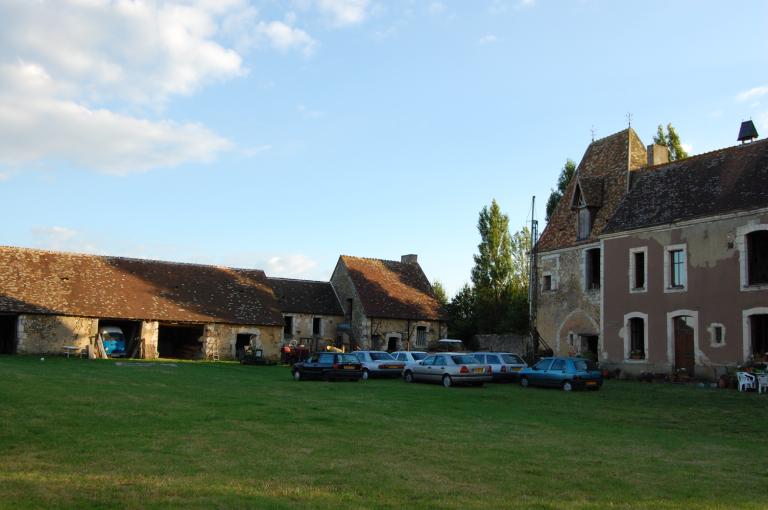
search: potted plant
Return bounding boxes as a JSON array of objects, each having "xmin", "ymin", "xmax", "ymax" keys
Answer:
[{"xmin": 630, "ymin": 349, "xmax": 644, "ymax": 360}]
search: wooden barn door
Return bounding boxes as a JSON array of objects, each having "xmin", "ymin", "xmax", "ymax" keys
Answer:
[{"xmin": 673, "ymin": 316, "xmax": 695, "ymax": 375}]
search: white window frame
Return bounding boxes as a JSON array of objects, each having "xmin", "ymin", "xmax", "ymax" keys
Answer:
[
  {"xmin": 707, "ymin": 322, "xmax": 726, "ymax": 349},
  {"xmin": 623, "ymin": 312, "xmax": 648, "ymax": 362},
  {"xmin": 742, "ymin": 307, "xmax": 768, "ymax": 362},
  {"xmin": 628, "ymin": 246, "xmax": 648, "ymax": 293},
  {"xmin": 738, "ymin": 224, "xmax": 768, "ymax": 291},
  {"xmin": 665, "ymin": 310, "xmax": 700, "ymax": 367},
  {"xmin": 664, "ymin": 243, "xmax": 688, "ymax": 293}
]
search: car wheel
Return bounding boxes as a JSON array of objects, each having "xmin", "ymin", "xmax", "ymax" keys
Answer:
[
  {"xmin": 293, "ymin": 370, "xmax": 302, "ymax": 381},
  {"xmin": 442, "ymin": 374, "xmax": 453, "ymax": 388},
  {"xmin": 404, "ymin": 371, "xmax": 414, "ymax": 383},
  {"xmin": 362, "ymin": 369, "xmax": 369, "ymax": 380},
  {"xmin": 562, "ymin": 381, "xmax": 573, "ymax": 392}
]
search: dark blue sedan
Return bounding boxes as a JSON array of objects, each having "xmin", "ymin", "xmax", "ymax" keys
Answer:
[
  {"xmin": 292, "ymin": 352, "xmax": 364, "ymax": 382},
  {"xmin": 519, "ymin": 357, "xmax": 602, "ymax": 391}
]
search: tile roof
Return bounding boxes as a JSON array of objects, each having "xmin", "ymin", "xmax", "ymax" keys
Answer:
[
  {"xmin": 0, "ymin": 247, "xmax": 284, "ymax": 326},
  {"xmin": 268, "ymin": 278, "xmax": 343, "ymax": 316},
  {"xmin": 537, "ymin": 128, "xmax": 647, "ymax": 252},
  {"xmin": 340, "ymin": 255, "xmax": 446, "ymax": 321},
  {"xmin": 604, "ymin": 138, "xmax": 768, "ymax": 233}
]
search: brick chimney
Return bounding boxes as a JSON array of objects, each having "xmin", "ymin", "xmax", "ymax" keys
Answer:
[
  {"xmin": 647, "ymin": 144, "xmax": 670, "ymax": 166},
  {"xmin": 401, "ymin": 254, "xmax": 418, "ymax": 264}
]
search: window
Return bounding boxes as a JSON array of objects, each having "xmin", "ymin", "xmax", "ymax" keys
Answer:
[
  {"xmin": 318, "ymin": 353, "xmax": 334, "ymax": 364},
  {"xmin": 710, "ymin": 324, "xmax": 725, "ymax": 347},
  {"xmin": 630, "ymin": 249, "xmax": 646, "ymax": 291},
  {"xmin": 670, "ymin": 250, "xmax": 686, "ymax": 288},
  {"xmin": 416, "ymin": 326, "xmax": 427, "ymax": 347},
  {"xmin": 551, "ymin": 359, "xmax": 565, "ymax": 371},
  {"xmin": 577, "ymin": 207, "xmax": 592, "ymax": 240},
  {"xmin": 629, "ymin": 317, "xmax": 645, "ymax": 359},
  {"xmin": 346, "ymin": 298, "xmax": 353, "ymax": 318},
  {"xmin": 750, "ymin": 315, "xmax": 768, "ymax": 357},
  {"xmin": 747, "ymin": 231, "xmax": 768, "ymax": 285},
  {"xmin": 534, "ymin": 359, "xmax": 552, "ymax": 370},
  {"xmin": 543, "ymin": 274, "xmax": 552, "ymax": 291},
  {"xmin": 434, "ymin": 355, "xmax": 447, "ymax": 366},
  {"xmin": 664, "ymin": 244, "xmax": 687, "ymax": 292},
  {"xmin": 585, "ymin": 248, "xmax": 600, "ymax": 290},
  {"xmin": 283, "ymin": 316, "xmax": 293, "ymax": 336},
  {"xmin": 421, "ymin": 355, "xmax": 435, "ymax": 365},
  {"xmin": 486, "ymin": 354, "xmax": 501, "ymax": 364},
  {"xmin": 312, "ymin": 317, "xmax": 321, "ymax": 336}
]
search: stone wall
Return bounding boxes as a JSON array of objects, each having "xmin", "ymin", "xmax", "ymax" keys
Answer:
[
  {"xmin": 329, "ymin": 262, "xmax": 368, "ymax": 346},
  {"xmin": 537, "ymin": 244, "xmax": 601, "ymax": 357},
  {"xmin": 368, "ymin": 318, "xmax": 446, "ymax": 351},
  {"xmin": 203, "ymin": 323, "xmax": 283, "ymax": 361},
  {"xmin": 16, "ymin": 314, "xmax": 98, "ymax": 355},
  {"xmin": 473, "ymin": 333, "xmax": 530, "ymax": 355},
  {"xmin": 281, "ymin": 312, "xmax": 344, "ymax": 348}
]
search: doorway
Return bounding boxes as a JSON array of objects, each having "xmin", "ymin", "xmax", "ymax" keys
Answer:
[
  {"xmin": 158, "ymin": 324, "xmax": 204, "ymax": 359},
  {"xmin": 750, "ymin": 314, "xmax": 768, "ymax": 359},
  {"xmin": 673, "ymin": 316, "xmax": 695, "ymax": 375},
  {"xmin": 387, "ymin": 336, "xmax": 399, "ymax": 352},
  {"xmin": 0, "ymin": 315, "xmax": 18, "ymax": 354},
  {"xmin": 581, "ymin": 335, "xmax": 598, "ymax": 359}
]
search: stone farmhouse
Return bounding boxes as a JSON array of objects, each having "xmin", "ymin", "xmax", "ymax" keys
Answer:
[
  {"xmin": 537, "ymin": 122, "xmax": 768, "ymax": 378},
  {"xmin": 0, "ymin": 247, "xmax": 446, "ymax": 360}
]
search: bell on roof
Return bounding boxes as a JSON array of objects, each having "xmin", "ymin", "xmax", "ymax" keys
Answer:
[{"xmin": 738, "ymin": 120, "xmax": 759, "ymax": 144}]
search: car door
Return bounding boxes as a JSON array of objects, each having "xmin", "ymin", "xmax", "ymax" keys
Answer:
[
  {"xmin": 304, "ymin": 354, "xmax": 320, "ymax": 378},
  {"xmin": 432, "ymin": 355, "xmax": 448, "ymax": 381},
  {"xmin": 530, "ymin": 359, "xmax": 552, "ymax": 385},
  {"xmin": 547, "ymin": 358, "xmax": 567, "ymax": 387},
  {"xmin": 317, "ymin": 353, "xmax": 335, "ymax": 376},
  {"xmin": 412, "ymin": 355, "xmax": 434, "ymax": 381}
]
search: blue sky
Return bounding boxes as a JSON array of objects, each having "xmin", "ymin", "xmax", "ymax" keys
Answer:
[{"xmin": 1, "ymin": 0, "xmax": 767, "ymax": 296}]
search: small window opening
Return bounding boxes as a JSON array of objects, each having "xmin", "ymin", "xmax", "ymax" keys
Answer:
[
  {"xmin": 633, "ymin": 251, "xmax": 645, "ymax": 290},
  {"xmin": 416, "ymin": 326, "xmax": 427, "ymax": 347},
  {"xmin": 629, "ymin": 318, "xmax": 645, "ymax": 359},
  {"xmin": 284, "ymin": 316, "xmax": 294, "ymax": 337},
  {"xmin": 670, "ymin": 249, "xmax": 686, "ymax": 288},
  {"xmin": 577, "ymin": 208, "xmax": 592, "ymax": 240},
  {"xmin": 586, "ymin": 248, "xmax": 600, "ymax": 290},
  {"xmin": 312, "ymin": 317, "xmax": 321, "ymax": 336},
  {"xmin": 714, "ymin": 326, "xmax": 723, "ymax": 345},
  {"xmin": 747, "ymin": 231, "xmax": 768, "ymax": 285},
  {"xmin": 543, "ymin": 275, "xmax": 552, "ymax": 291}
]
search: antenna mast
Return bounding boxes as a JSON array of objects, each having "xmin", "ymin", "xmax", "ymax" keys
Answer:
[{"xmin": 528, "ymin": 195, "xmax": 539, "ymax": 360}]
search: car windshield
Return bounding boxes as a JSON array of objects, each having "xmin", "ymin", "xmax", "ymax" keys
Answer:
[
  {"xmin": 102, "ymin": 332, "xmax": 125, "ymax": 341},
  {"xmin": 501, "ymin": 354, "xmax": 524, "ymax": 364},
  {"xmin": 412, "ymin": 352, "xmax": 427, "ymax": 360},
  {"xmin": 573, "ymin": 359, "xmax": 597, "ymax": 371},
  {"xmin": 338, "ymin": 354, "xmax": 359, "ymax": 364},
  {"xmin": 370, "ymin": 352, "xmax": 394, "ymax": 361},
  {"xmin": 451, "ymin": 355, "xmax": 478, "ymax": 364}
]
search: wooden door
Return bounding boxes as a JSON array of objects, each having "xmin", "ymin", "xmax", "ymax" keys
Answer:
[{"xmin": 674, "ymin": 316, "xmax": 695, "ymax": 375}]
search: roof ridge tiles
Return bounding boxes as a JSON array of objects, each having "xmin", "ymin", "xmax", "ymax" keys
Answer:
[{"xmin": 640, "ymin": 137, "xmax": 768, "ymax": 173}]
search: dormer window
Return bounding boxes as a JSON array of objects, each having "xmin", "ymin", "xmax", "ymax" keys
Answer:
[
  {"xmin": 571, "ymin": 177, "xmax": 603, "ymax": 242},
  {"xmin": 577, "ymin": 207, "xmax": 592, "ymax": 240}
]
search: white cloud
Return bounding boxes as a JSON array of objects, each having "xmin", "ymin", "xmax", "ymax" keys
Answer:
[
  {"xmin": 478, "ymin": 34, "xmax": 500, "ymax": 45},
  {"xmin": 428, "ymin": 2, "xmax": 446, "ymax": 15},
  {"xmin": 31, "ymin": 226, "xmax": 101, "ymax": 254},
  {"xmin": 297, "ymin": 104, "xmax": 324, "ymax": 119},
  {"xmin": 681, "ymin": 143, "xmax": 694, "ymax": 154},
  {"xmin": 737, "ymin": 86, "xmax": 768, "ymax": 102},
  {"xmin": 257, "ymin": 21, "xmax": 317, "ymax": 55},
  {"xmin": 0, "ymin": 1, "xmax": 322, "ymax": 174},
  {"xmin": 0, "ymin": 62, "xmax": 231, "ymax": 174},
  {"xmin": 265, "ymin": 254, "xmax": 319, "ymax": 277},
  {"xmin": 316, "ymin": 0, "xmax": 371, "ymax": 26}
]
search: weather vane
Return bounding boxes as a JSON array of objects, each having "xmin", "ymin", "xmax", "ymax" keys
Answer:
[
  {"xmin": 590, "ymin": 125, "xmax": 596, "ymax": 142},
  {"xmin": 626, "ymin": 112, "xmax": 633, "ymax": 128}
]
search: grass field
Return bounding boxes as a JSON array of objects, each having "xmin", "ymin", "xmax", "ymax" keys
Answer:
[{"xmin": 1, "ymin": 356, "xmax": 767, "ymax": 509}]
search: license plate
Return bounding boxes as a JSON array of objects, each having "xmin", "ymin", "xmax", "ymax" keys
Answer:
[
  {"xmin": 473, "ymin": 367, "xmax": 484, "ymax": 373},
  {"xmin": 586, "ymin": 381, "xmax": 597, "ymax": 386},
  {"xmin": 511, "ymin": 367, "xmax": 521, "ymax": 371},
  {"xmin": 382, "ymin": 365, "xmax": 399, "ymax": 369},
  {"xmin": 344, "ymin": 366, "xmax": 355, "ymax": 370}
]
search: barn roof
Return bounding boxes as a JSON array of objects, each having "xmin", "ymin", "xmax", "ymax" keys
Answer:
[
  {"xmin": 268, "ymin": 278, "xmax": 343, "ymax": 316},
  {"xmin": 0, "ymin": 246, "xmax": 284, "ymax": 326},
  {"xmin": 339, "ymin": 255, "xmax": 446, "ymax": 321}
]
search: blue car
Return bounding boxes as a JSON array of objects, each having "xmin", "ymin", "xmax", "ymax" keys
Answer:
[{"xmin": 519, "ymin": 356, "xmax": 602, "ymax": 391}]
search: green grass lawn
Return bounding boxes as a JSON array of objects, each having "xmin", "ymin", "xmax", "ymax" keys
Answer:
[{"xmin": 1, "ymin": 356, "xmax": 767, "ymax": 509}]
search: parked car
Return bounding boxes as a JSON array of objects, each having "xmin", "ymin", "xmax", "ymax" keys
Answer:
[
  {"xmin": 391, "ymin": 351, "xmax": 428, "ymax": 370},
  {"xmin": 471, "ymin": 352, "xmax": 528, "ymax": 382},
  {"xmin": 518, "ymin": 357, "xmax": 602, "ymax": 391},
  {"xmin": 292, "ymin": 352, "xmax": 363, "ymax": 381},
  {"xmin": 353, "ymin": 351, "xmax": 406, "ymax": 379},
  {"xmin": 98, "ymin": 326, "xmax": 127, "ymax": 358},
  {"xmin": 403, "ymin": 352, "xmax": 492, "ymax": 388},
  {"xmin": 427, "ymin": 338, "xmax": 466, "ymax": 352}
]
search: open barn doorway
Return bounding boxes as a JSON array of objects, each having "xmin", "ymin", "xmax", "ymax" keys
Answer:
[
  {"xmin": 0, "ymin": 315, "xmax": 18, "ymax": 354},
  {"xmin": 97, "ymin": 319, "xmax": 142, "ymax": 358},
  {"xmin": 158, "ymin": 324, "xmax": 204, "ymax": 360}
]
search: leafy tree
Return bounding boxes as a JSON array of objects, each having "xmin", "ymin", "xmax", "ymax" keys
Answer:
[
  {"xmin": 510, "ymin": 226, "xmax": 531, "ymax": 293},
  {"xmin": 653, "ymin": 123, "xmax": 688, "ymax": 161},
  {"xmin": 471, "ymin": 199, "xmax": 513, "ymax": 304},
  {"xmin": 545, "ymin": 159, "xmax": 577, "ymax": 222},
  {"xmin": 445, "ymin": 283, "xmax": 477, "ymax": 341},
  {"xmin": 432, "ymin": 280, "xmax": 448, "ymax": 307}
]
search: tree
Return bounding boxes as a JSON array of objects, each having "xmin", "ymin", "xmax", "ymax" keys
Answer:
[
  {"xmin": 471, "ymin": 199, "xmax": 513, "ymax": 305},
  {"xmin": 432, "ymin": 280, "xmax": 448, "ymax": 307},
  {"xmin": 653, "ymin": 123, "xmax": 688, "ymax": 161},
  {"xmin": 445, "ymin": 283, "xmax": 476, "ymax": 341},
  {"xmin": 510, "ymin": 226, "xmax": 531, "ymax": 294},
  {"xmin": 545, "ymin": 159, "xmax": 576, "ymax": 222}
]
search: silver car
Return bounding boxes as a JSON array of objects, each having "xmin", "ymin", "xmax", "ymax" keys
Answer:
[
  {"xmin": 403, "ymin": 352, "xmax": 492, "ymax": 388},
  {"xmin": 391, "ymin": 351, "xmax": 428, "ymax": 370},
  {"xmin": 471, "ymin": 352, "xmax": 528, "ymax": 382},
  {"xmin": 353, "ymin": 351, "xmax": 406, "ymax": 379}
]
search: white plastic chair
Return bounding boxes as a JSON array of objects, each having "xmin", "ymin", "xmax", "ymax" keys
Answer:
[
  {"xmin": 757, "ymin": 374, "xmax": 768, "ymax": 394},
  {"xmin": 737, "ymin": 372, "xmax": 756, "ymax": 392}
]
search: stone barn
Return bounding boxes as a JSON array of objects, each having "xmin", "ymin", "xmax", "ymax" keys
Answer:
[{"xmin": 0, "ymin": 247, "xmax": 284, "ymax": 360}]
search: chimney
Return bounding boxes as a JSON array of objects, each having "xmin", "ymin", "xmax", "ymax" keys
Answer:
[
  {"xmin": 738, "ymin": 120, "xmax": 759, "ymax": 144},
  {"xmin": 647, "ymin": 144, "xmax": 670, "ymax": 166},
  {"xmin": 401, "ymin": 254, "xmax": 418, "ymax": 264}
]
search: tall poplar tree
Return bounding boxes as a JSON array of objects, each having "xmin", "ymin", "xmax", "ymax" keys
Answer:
[
  {"xmin": 653, "ymin": 123, "xmax": 689, "ymax": 161},
  {"xmin": 545, "ymin": 159, "xmax": 576, "ymax": 222}
]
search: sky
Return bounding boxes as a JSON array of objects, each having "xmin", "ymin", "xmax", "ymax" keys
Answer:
[{"xmin": 1, "ymin": 0, "xmax": 767, "ymax": 296}]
